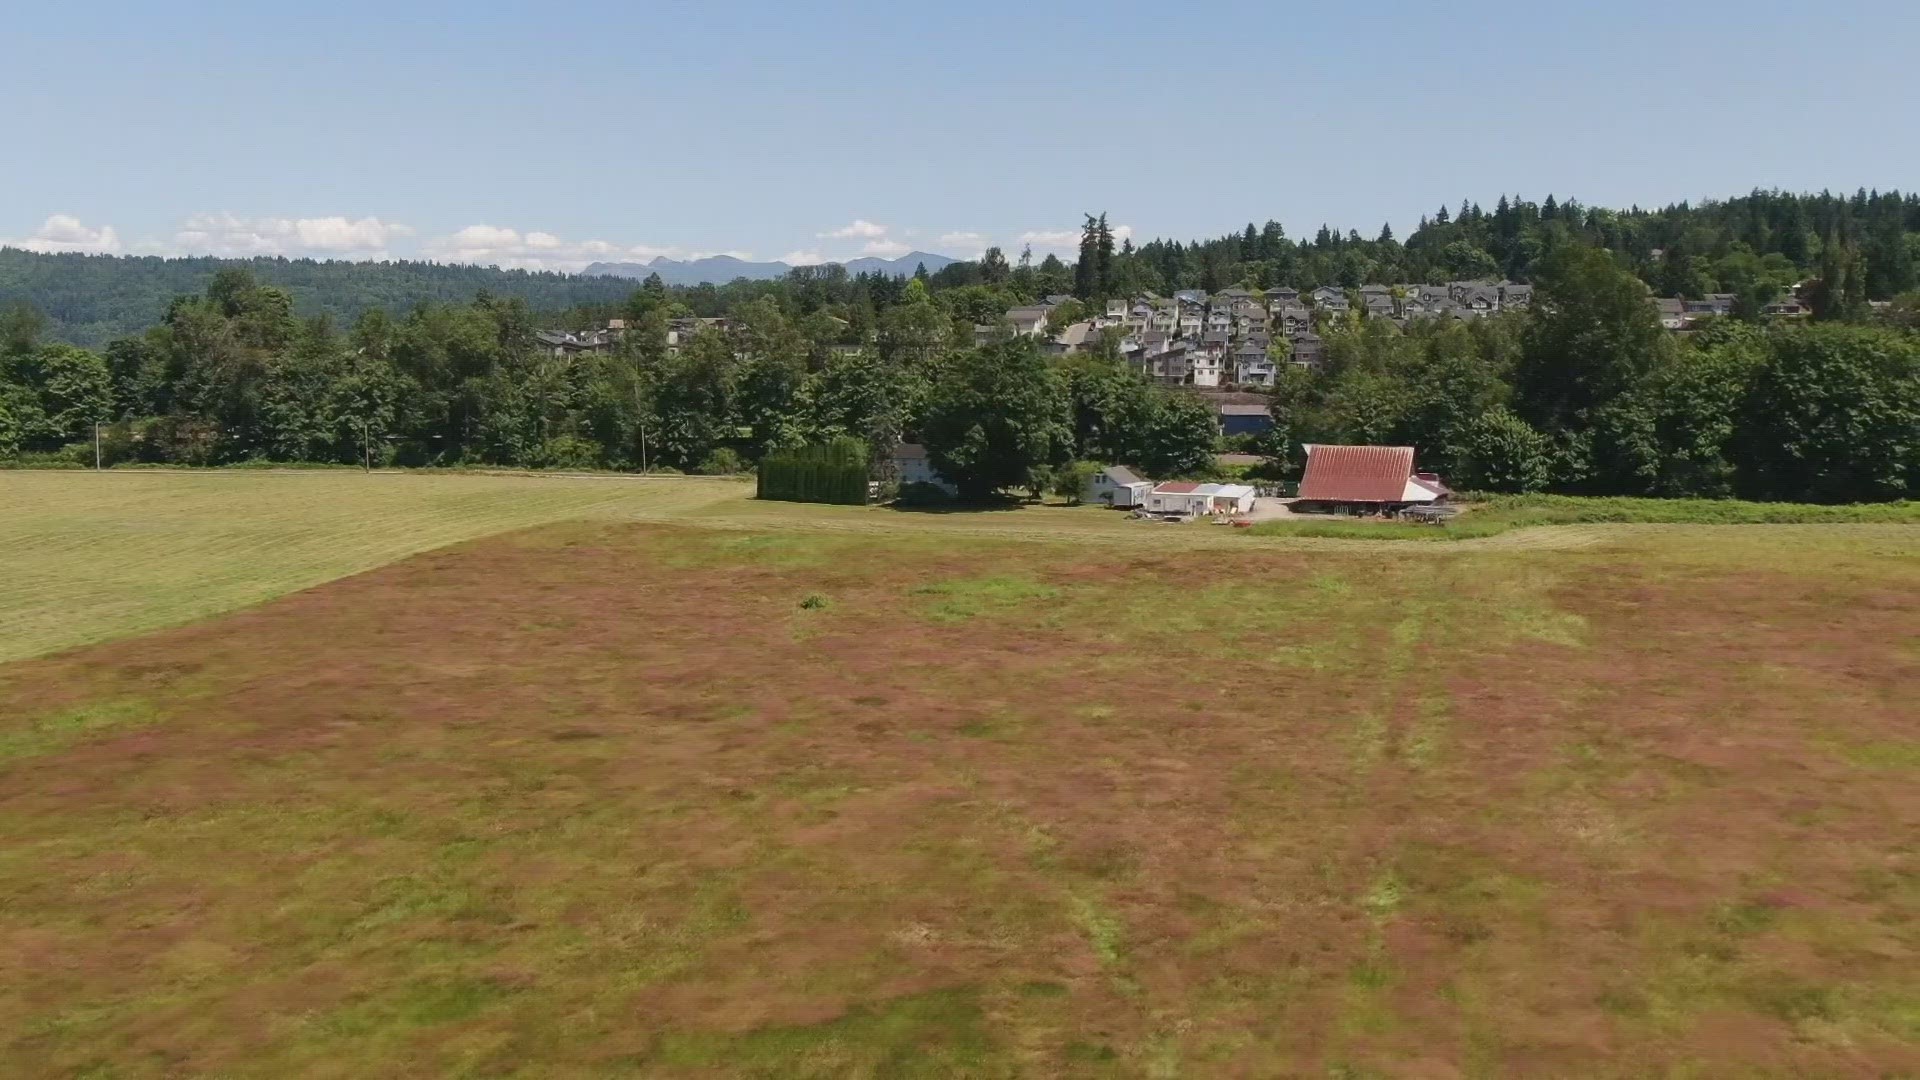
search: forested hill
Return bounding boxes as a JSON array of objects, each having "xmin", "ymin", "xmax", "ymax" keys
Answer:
[
  {"xmin": 9, "ymin": 188, "xmax": 1919, "ymax": 347},
  {"xmin": 0, "ymin": 250, "xmax": 640, "ymax": 348}
]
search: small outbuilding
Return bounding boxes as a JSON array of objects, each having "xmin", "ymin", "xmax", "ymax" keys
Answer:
[
  {"xmin": 1293, "ymin": 444, "xmax": 1448, "ymax": 515},
  {"xmin": 1199, "ymin": 483, "xmax": 1257, "ymax": 516},
  {"xmin": 1144, "ymin": 481, "xmax": 1208, "ymax": 516},
  {"xmin": 1086, "ymin": 465, "xmax": 1152, "ymax": 508},
  {"xmin": 891, "ymin": 443, "xmax": 958, "ymax": 495}
]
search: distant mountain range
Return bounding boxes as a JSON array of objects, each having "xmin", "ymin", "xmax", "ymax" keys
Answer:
[{"xmin": 583, "ymin": 251, "xmax": 958, "ymax": 286}]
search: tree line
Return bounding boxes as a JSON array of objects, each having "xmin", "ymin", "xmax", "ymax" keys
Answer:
[
  {"xmin": 0, "ymin": 249, "xmax": 640, "ymax": 349},
  {"xmin": 0, "ymin": 270, "xmax": 1220, "ymax": 498},
  {"xmin": 13, "ymin": 188, "xmax": 1918, "ymax": 349},
  {"xmin": 4, "ymin": 188, "xmax": 1919, "ymax": 504},
  {"xmin": 1266, "ymin": 245, "xmax": 1920, "ymax": 504}
]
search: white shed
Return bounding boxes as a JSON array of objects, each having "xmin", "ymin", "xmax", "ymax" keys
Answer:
[
  {"xmin": 1207, "ymin": 483, "xmax": 1257, "ymax": 515},
  {"xmin": 1145, "ymin": 482, "xmax": 1209, "ymax": 515},
  {"xmin": 1087, "ymin": 465, "xmax": 1152, "ymax": 508}
]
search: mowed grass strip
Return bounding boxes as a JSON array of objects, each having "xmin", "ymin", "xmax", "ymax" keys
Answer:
[
  {"xmin": 0, "ymin": 470, "xmax": 1613, "ymax": 665},
  {"xmin": 0, "ymin": 471, "xmax": 748, "ymax": 662},
  {"xmin": 1, "ymin": 522, "xmax": 1916, "ymax": 1076}
]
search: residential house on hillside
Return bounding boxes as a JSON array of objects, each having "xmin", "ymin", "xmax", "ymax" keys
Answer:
[
  {"xmin": 1289, "ymin": 331, "xmax": 1326, "ymax": 369},
  {"xmin": 1682, "ymin": 294, "xmax": 1736, "ymax": 318},
  {"xmin": 1405, "ymin": 286, "xmax": 1451, "ymax": 317},
  {"xmin": 1454, "ymin": 283, "xmax": 1500, "ymax": 315},
  {"xmin": 1653, "ymin": 298, "xmax": 1688, "ymax": 330},
  {"xmin": 1149, "ymin": 343, "xmax": 1193, "ymax": 384},
  {"xmin": 1191, "ymin": 337, "xmax": 1226, "ymax": 387},
  {"xmin": 1006, "ymin": 306, "xmax": 1052, "ymax": 337},
  {"xmin": 665, "ymin": 317, "xmax": 730, "ymax": 356},
  {"xmin": 1045, "ymin": 321, "xmax": 1096, "ymax": 356},
  {"xmin": 1233, "ymin": 341, "xmax": 1275, "ymax": 386},
  {"xmin": 1310, "ymin": 286, "xmax": 1349, "ymax": 311}
]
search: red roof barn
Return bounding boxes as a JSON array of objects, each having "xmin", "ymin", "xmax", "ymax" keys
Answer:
[{"xmin": 1295, "ymin": 444, "xmax": 1448, "ymax": 507}]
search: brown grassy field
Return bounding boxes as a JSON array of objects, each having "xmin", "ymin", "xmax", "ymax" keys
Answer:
[{"xmin": 1, "ymin": 519, "xmax": 1916, "ymax": 1076}]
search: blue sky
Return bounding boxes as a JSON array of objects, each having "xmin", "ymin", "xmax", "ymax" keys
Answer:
[{"xmin": 7, "ymin": 0, "xmax": 1916, "ymax": 270}]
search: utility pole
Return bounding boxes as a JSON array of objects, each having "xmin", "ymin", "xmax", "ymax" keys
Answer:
[
  {"xmin": 362, "ymin": 417, "xmax": 371, "ymax": 473},
  {"xmin": 94, "ymin": 422, "xmax": 102, "ymax": 470}
]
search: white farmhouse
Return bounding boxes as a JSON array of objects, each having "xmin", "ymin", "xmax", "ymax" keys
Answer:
[
  {"xmin": 891, "ymin": 443, "xmax": 957, "ymax": 495},
  {"xmin": 1085, "ymin": 465, "xmax": 1152, "ymax": 508}
]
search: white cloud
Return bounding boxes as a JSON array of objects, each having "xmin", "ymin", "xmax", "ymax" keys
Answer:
[
  {"xmin": 780, "ymin": 249, "xmax": 828, "ymax": 265},
  {"xmin": 170, "ymin": 213, "xmax": 412, "ymax": 257},
  {"xmin": 938, "ymin": 231, "xmax": 988, "ymax": 258},
  {"xmin": 1016, "ymin": 229, "xmax": 1080, "ymax": 255},
  {"xmin": 820, "ymin": 219, "xmax": 889, "ymax": 240},
  {"xmin": 859, "ymin": 238, "xmax": 912, "ymax": 258},
  {"xmin": 421, "ymin": 224, "xmax": 701, "ymax": 272},
  {"xmin": 4, "ymin": 214, "xmax": 122, "ymax": 255},
  {"xmin": 1013, "ymin": 224, "xmax": 1134, "ymax": 257}
]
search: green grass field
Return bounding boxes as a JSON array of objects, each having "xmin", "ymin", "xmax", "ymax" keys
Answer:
[
  {"xmin": 2, "ymin": 472, "xmax": 1917, "ymax": 1075},
  {"xmin": 0, "ymin": 471, "xmax": 758, "ymax": 663},
  {"xmin": 0, "ymin": 470, "xmax": 1640, "ymax": 665}
]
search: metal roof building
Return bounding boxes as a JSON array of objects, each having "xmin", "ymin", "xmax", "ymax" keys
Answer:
[{"xmin": 1295, "ymin": 444, "xmax": 1448, "ymax": 507}]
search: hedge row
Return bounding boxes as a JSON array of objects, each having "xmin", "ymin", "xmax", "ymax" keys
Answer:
[{"xmin": 756, "ymin": 439, "xmax": 870, "ymax": 505}]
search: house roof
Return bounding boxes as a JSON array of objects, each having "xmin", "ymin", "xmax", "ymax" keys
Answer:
[
  {"xmin": 893, "ymin": 442, "xmax": 930, "ymax": 461},
  {"xmin": 1152, "ymin": 481, "xmax": 1201, "ymax": 494},
  {"xmin": 1296, "ymin": 444, "xmax": 1420, "ymax": 503},
  {"xmin": 1102, "ymin": 465, "xmax": 1147, "ymax": 486}
]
